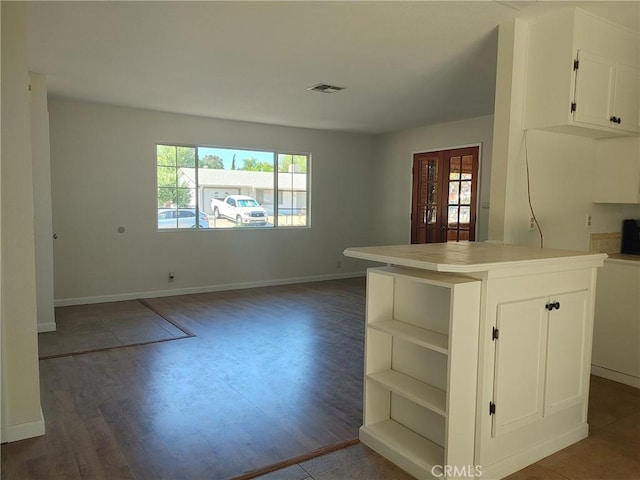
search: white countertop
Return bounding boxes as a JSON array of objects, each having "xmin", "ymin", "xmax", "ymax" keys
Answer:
[{"xmin": 343, "ymin": 242, "xmax": 607, "ymax": 273}]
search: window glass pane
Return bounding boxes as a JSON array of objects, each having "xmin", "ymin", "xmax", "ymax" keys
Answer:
[
  {"xmin": 460, "ymin": 181, "xmax": 472, "ymax": 204},
  {"xmin": 427, "ymin": 206, "xmax": 437, "ymax": 224},
  {"xmin": 156, "ymin": 145, "xmax": 202, "ymax": 229},
  {"xmin": 198, "ymin": 147, "xmax": 274, "ymax": 229},
  {"xmin": 157, "ymin": 145, "xmax": 177, "ymax": 167},
  {"xmin": 461, "ymin": 155, "xmax": 473, "ymax": 180},
  {"xmin": 277, "ymin": 154, "xmax": 308, "ymax": 227},
  {"xmin": 448, "ymin": 182, "xmax": 460, "ymax": 205},
  {"xmin": 427, "ymin": 184, "xmax": 437, "ymax": 205},
  {"xmin": 157, "ymin": 207, "xmax": 178, "ymax": 229},
  {"xmin": 177, "ymin": 147, "xmax": 196, "ymax": 167},
  {"xmin": 449, "ymin": 156, "xmax": 461, "ymax": 180},
  {"xmin": 460, "ymin": 206, "xmax": 471, "ymax": 224},
  {"xmin": 448, "ymin": 206, "xmax": 459, "ymax": 225},
  {"xmin": 427, "ymin": 160, "xmax": 438, "ymax": 182}
]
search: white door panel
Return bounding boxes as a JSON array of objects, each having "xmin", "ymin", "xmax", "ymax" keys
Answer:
[
  {"xmin": 545, "ymin": 290, "xmax": 589, "ymax": 415},
  {"xmin": 492, "ymin": 297, "xmax": 547, "ymax": 437}
]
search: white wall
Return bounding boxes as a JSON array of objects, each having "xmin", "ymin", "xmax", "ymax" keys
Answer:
[
  {"xmin": 370, "ymin": 115, "xmax": 494, "ymax": 246},
  {"xmin": 48, "ymin": 99, "xmax": 374, "ymax": 304},
  {"xmin": 1, "ymin": 2, "xmax": 45, "ymax": 442},
  {"xmin": 504, "ymin": 129, "xmax": 598, "ymax": 251},
  {"xmin": 30, "ymin": 73, "xmax": 56, "ymax": 332}
]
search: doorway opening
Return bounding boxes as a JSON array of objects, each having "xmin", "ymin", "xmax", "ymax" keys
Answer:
[{"xmin": 411, "ymin": 146, "xmax": 479, "ymax": 244}]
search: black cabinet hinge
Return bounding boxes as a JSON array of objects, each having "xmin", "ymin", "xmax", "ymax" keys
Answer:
[
  {"xmin": 489, "ymin": 401, "xmax": 496, "ymax": 416},
  {"xmin": 573, "ymin": 59, "xmax": 579, "ymax": 70},
  {"xmin": 492, "ymin": 326, "xmax": 499, "ymax": 340},
  {"xmin": 571, "ymin": 102, "xmax": 577, "ymax": 113}
]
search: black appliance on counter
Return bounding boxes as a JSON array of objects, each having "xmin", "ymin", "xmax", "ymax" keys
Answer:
[{"xmin": 621, "ymin": 219, "xmax": 640, "ymax": 255}]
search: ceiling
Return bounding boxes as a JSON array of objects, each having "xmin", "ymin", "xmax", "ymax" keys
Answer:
[{"xmin": 25, "ymin": 1, "xmax": 640, "ymax": 134}]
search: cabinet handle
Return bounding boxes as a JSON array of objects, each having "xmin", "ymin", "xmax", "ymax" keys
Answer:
[{"xmin": 545, "ymin": 301, "xmax": 561, "ymax": 311}]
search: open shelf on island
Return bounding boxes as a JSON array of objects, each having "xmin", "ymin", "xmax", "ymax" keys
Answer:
[
  {"xmin": 369, "ymin": 319, "xmax": 449, "ymax": 355},
  {"xmin": 361, "ymin": 266, "xmax": 482, "ymax": 478},
  {"xmin": 368, "ymin": 370, "xmax": 447, "ymax": 417},
  {"xmin": 360, "ymin": 419, "xmax": 444, "ymax": 472}
]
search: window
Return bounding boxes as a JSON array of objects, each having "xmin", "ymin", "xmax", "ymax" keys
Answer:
[{"xmin": 156, "ymin": 144, "xmax": 309, "ymax": 230}]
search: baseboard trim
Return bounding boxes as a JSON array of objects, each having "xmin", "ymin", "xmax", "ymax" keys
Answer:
[
  {"xmin": 591, "ymin": 364, "xmax": 640, "ymax": 389},
  {"xmin": 37, "ymin": 321, "xmax": 57, "ymax": 333},
  {"xmin": 54, "ymin": 271, "xmax": 366, "ymax": 307},
  {"xmin": 2, "ymin": 408, "xmax": 46, "ymax": 443}
]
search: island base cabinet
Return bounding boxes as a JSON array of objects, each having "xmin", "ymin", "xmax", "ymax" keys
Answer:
[
  {"xmin": 491, "ymin": 290, "xmax": 589, "ymax": 437},
  {"xmin": 344, "ymin": 243, "xmax": 604, "ymax": 480},
  {"xmin": 361, "ymin": 267, "xmax": 481, "ymax": 480},
  {"xmin": 478, "ymin": 269, "xmax": 596, "ymax": 479}
]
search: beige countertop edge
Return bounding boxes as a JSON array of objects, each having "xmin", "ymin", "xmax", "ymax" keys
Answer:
[{"xmin": 343, "ymin": 247, "xmax": 607, "ymax": 273}]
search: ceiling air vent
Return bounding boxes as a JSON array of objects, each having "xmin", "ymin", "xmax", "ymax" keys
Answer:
[{"xmin": 307, "ymin": 83, "xmax": 345, "ymax": 94}]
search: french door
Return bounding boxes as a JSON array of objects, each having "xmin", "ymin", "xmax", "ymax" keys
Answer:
[{"xmin": 411, "ymin": 146, "xmax": 479, "ymax": 244}]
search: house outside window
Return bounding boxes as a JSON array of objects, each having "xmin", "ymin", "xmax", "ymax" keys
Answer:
[{"xmin": 156, "ymin": 144, "xmax": 309, "ymax": 230}]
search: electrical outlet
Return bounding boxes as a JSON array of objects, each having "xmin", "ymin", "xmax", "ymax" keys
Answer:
[
  {"xmin": 528, "ymin": 217, "xmax": 535, "ymax": 232},
  {"xmin": 586, "ymin": 213, "xmax": 592, "ymax": 229},
  {"xmin": 168, "ymin": 271, "xmax": 175, "ymax": 282}
]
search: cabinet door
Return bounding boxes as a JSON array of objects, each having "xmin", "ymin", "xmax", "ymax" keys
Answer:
[
  {"xmin": 544, "ymin": 290, "xmax": 589, "ymax": 416},
  {"xmin": 612, "ymin": 63, "xmax": 640, "ymax": 133},
  {"xmin": 573, "ymin": 50, "xmax": 615, "ymax": 128},
  {"xmin": 492, "ymin": 297, "xmax": 547, "ymax": 437}
]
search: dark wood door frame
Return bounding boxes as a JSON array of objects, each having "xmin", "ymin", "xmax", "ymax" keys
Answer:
[{"xmin": 411, "ymin": 145, "xmax": 480, "ymax": 244}]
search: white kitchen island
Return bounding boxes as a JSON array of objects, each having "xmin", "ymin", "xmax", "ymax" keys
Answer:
[{"xmin": 343, "ymin": 242, "xmax": 606, "ymax": 480}]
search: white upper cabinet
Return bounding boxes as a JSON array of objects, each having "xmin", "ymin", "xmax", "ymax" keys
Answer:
[
  {"xmin": 573, "ymin": 51, "xmax": 639, "ymax": 132},
  {"xmin": 525, "ymin": 8, "xmax": 639, "ymax": 138},
  {"xmin": 613, "ymin": 63, "xmax": 640, "ymax": 131}
]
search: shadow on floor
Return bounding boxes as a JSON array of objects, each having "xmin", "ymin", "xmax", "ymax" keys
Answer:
[{"xmin": 38, "ymin": 299, "xmax": 193, "ymax": 359}]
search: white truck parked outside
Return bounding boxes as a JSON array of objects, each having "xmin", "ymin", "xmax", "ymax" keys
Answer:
[{"xmin": 210, "ymin": 195, "xmax": 269, "ymax": 226}]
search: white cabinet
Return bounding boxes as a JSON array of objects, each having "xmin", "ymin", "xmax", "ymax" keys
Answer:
[
  {"xmin": 592, "ymin": 259, "xmax": 640, "ymax": 387},
  {"xmin": 612, "ymin": 63, "xmax": 640, "ymax": 132},
  {"xmin": 525, "ymin": 8, "xmax": 639, "ymax": 137},
  {"xmin": 593, "ymin": 136, "xmax": 640, "ymax": 204},
  {"xmin": 573, "ymin": 51, "xmax": 639, "ymax": 133},
  {"xmin": 492, "ymin": 291, "xmax": 589, "ymax": 436},
  {"xmin": 360, "ymin": 267, "xmax": 481, "ymax": 480},
  {"xmin": 544, "ymin": 291, "xmax": 590, "ymax": 414},
  {"xmin": 477, "ymin": 268, "xmax": 597, "ymax": 478},
  {"xmin": 492, "ymin": 297, "xmax": 547, "ymax": 437}
]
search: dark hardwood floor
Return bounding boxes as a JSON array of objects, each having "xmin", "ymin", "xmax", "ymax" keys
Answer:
[{"xmin": 2, "ymin": 278, "xmax": 366, "ymax": 480}]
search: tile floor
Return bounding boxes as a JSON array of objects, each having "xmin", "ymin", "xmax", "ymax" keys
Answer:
[
  {"xmin": 38, "ymin": 299, "xmax": 192, "ymax": 358},
  {"xmin": 249, "ymin": 442, "xmax": 415, "ymax": 480},
  {"xmin": 252, "ymin": 375, "xmax": 640, "ymax": 480}
]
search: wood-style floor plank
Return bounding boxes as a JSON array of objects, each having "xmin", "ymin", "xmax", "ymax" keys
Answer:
[{"xmin": 2, "ymin": 278, "xmax": 366, "ymax": 480}]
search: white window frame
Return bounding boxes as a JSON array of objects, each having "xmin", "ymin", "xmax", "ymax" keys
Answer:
[{"xmin": 155, "ymin": 143, "xmax": 311, "ymax": 231}]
